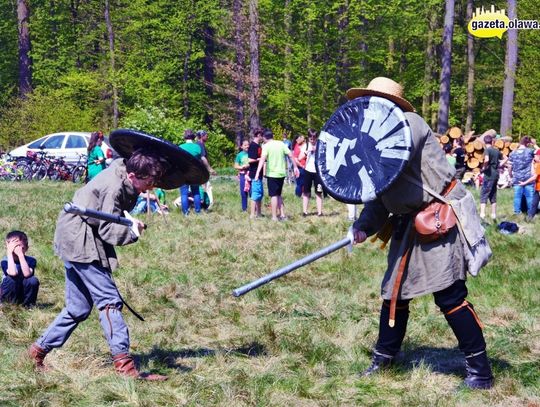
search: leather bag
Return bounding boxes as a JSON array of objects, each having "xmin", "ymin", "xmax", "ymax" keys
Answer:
[
  {"xmin": 415, "ymin": 201, "xmax": 457, "ymax": 243},
  {"xmin": 403, "ymin": 174, "xmax": 491, "ymax": 276}
]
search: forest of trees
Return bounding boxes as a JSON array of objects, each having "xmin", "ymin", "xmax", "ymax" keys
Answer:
[{"xmin": 0, "ymin": 0, "xmax": 539, "ymax": 166}]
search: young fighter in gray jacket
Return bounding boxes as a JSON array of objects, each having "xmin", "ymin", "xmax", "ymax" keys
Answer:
[{"xmin": 29, "ymin": 150, "xmax": 168, "ymax": 380}]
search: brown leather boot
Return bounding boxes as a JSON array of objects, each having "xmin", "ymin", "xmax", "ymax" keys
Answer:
[
  {"xmin": 112, "ymin": 353, "xmax": 168, "ymax": 381},
  {"xmin": 28, "ymin": 343, "xmax": 48, "ymax": 370}
]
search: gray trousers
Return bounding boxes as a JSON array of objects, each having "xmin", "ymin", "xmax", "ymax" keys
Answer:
[{"xmin": 37, "ymin": 261, "xmax": 130, "ymax": 356}]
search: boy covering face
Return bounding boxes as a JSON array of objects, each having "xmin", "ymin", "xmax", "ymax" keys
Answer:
[{"xmin": 1, "ymin": 230, "xmax": 40, "ymax": 307}]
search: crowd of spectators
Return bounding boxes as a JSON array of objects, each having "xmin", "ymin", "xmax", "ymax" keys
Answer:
[{"xmin": 443, "ymin": 132, "xmax": 539, "ymax": 222}]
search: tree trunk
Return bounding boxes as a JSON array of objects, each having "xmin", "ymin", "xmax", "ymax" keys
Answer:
[
  {"xmin": 422, "ymin": 12, "xmax": 437, "ymax": 121},
  {"xmin": 183, "ymin": 30, "xmax": 193, "ymax": 119},
  {"xmin": 248, "ymin": 0, "xmax": 260, "ymax": 131},
  {"xmin": 358, "ymin": 17, "xmax": 368, "ymax": 73},
  {"xmin": 283, "ymin": 0, "xmax": 292, "ymax": 118},
  {"xmin": 69, "ymin": 0, "xmax": 81, "ymax": 68},
  {"xmin": 464, "ymin": 0, "xmax": 475, "ymax": 134},
  {"xmin": 104, "ymin": 0, "xmax": 118, "ymax": 128},
  {"xmin": 437, "ymin": 0, "xmax": 455, "ymax": 134},
  {"xmin": 431, "ymin": 91, "xmax": 438, "ymax": 130},
  {"xmin": 386, "ymin": 36, "xmax": 395, "ymax": 72},
  {"xmin": 17, "ymin": 0, "xmax": 32, "ymax": 97},
  {"xmin": 49, "ymin": 0, "xmax": 58, "ymax": 57},
  {"xmin": 322, "ymin": 13, "xmax": 330, "ymax": 113},
  {"xmin": 233, "ymin": 0, "xmax": 246, "ymax": 146},
  {"xmin": 306, "ymin": 19, "xmax": 314, "ymax": 128},
  {"xmin": 500, "ymin": 0, "xmax": 517, "ymax": 138},
  {"xmin": 203, "ymin": 23, "xmax": 215, "ymax": 126},
  {"xmin": 335, "ymin": 0, "xmax": 349, "ymax": 105}
]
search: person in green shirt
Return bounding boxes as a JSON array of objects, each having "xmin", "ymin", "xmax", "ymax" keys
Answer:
[
  {"xmin": 87, "ymin": 131, "xmax": 106, "ymax": 181},
  {"xmin": 254, "ymin": 129, "xmax": 299, "ymax": 221},
  {"xmin": 234, "ymin": 139, "xmax": 250, "ymax": 211},
  {"xmin": 444, "ymin": 144, "xmax": 456, "ymax": 167},
  {"xmin": 179, "ymin": 130, "xmax": 203, "ymax": 214}
]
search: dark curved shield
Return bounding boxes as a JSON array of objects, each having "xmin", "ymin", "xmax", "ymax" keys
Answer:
[
  {"xmin": 316, "ymin": 96, "xmax": 412, "ymax": 204},
  {"xmin": 110, "ymin": 129, "xmax": 209, "ymax": 189}
]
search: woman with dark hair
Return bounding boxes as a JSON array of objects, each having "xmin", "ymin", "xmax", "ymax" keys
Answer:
[
  {"xmin": 292, "ymin": 134, "xmax": 307, "ymax": 197},
  {"xmin": 87, "ymin": 131, "xmax": 106, "ymax": 181},
  {"xmin": 299, "ymin": 128, "xmax": 324, "ymax": 216}
]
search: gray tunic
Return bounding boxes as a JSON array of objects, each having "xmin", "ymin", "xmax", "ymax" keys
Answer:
[
  {"xmin": 355, "ymin": 112, "xmax": 467, "ymax": 300},
  {"xmin": 54, "ymin": 159, "xmax": 139, "ymax": 271}
]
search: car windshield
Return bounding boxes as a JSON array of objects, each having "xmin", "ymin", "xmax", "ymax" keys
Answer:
[
  {"xmin": 27, "ymin": 136, "xmax": 48, "ymax": 149},
  {"xmin": 38, "ymin": 135, "xmax": 65, "ymax": 149}
]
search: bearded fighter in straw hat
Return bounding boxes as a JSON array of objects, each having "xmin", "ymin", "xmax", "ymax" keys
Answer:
[
  {"xmin": 346, "ymin": 77, "xmax": 494, "ymax": 389},
  {"xmin": 28, "ymin": 130, "xmax": 208, "ymax": 380}
]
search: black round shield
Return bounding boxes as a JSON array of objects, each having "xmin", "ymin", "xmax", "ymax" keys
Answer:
[
  {"xmin": 110, "ymin": 129, "xmax": 209, "ymax": 190},
  {"xmin": 316, "ymin": 96, "xmax": 412, "ymax": 204}
]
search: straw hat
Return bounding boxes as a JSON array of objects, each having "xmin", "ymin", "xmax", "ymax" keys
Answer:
[{"xmin": 346, "ymin": 77, "xmax": 415, "ymax": 112}]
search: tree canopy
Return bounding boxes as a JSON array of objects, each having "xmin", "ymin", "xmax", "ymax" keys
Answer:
[{"xmin": 1, "ymin": 0, "xmax": 539, "ymax": 161}]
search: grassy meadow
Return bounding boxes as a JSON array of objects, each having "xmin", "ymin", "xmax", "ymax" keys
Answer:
[{"xmin": 0, "ymin": 178, "xmax": 538, "ymax": 406}]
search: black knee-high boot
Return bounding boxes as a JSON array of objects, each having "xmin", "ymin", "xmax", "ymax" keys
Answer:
[
  {"xmin": 444, "ymin": 301, "xmax": 494, "ymax": 389},
  {"xmin": 363, "ymin": 300, "xmax": 409, "ymax": 376}
]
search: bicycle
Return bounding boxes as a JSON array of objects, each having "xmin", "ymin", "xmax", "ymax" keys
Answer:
[
  {"xmin": 47, "ymin": 156, "xmax": 74, "ymax": 181},
  {"xmin": 71, "ymin": 153, "xmax": 88, "ymax": 184},
  {"xmin": 0, "ymin": 153, "xmax": 31, "ymax": 181},
  {"xmin": 23, "ymin": 150, "xmax": 50, "ymax": 180}
]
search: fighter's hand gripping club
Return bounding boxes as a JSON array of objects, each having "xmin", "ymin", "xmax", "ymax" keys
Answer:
[{"xmin": 63, "ymin": 202, "xmax": 146, "ymax": 237}]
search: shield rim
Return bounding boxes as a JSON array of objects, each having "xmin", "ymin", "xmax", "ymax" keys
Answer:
[
  {"xmin": 316, "ymin": 96, "xmax": 412, "ymax": 204},
  {"xmin": 110, "ymin": 128, "xmax": 209, "ymax": 190}
]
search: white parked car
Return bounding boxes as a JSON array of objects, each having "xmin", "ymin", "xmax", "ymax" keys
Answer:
[{"xmin": 9, "ymin": 132, "xmax": 115, "ymax": 164}]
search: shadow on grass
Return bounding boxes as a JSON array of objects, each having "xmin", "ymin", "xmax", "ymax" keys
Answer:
[
  {"xmin": 0, "ymin": 302, "xmax": 55, "ymax": 311},
  {"xmin": 300, "ymin": 210, "xmax": 342, "ymax": 218},
  {"xmin": 398, "ymin": 346, "xmax": 510, "ymax": 376},
  {"xmin": 136, "ymin": 341, "xmax": 267, "ymax": 372},
  {"xmin": 34, "ymin": 302, "xmax": 56, "ymax": 309}
]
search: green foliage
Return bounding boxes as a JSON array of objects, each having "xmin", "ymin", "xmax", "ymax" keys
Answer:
[
  {"xmin": 120, "ymin": 105, "xmax": 236, "ymax": 167},
  {"xmin": 0, "ymin": 0, "xmax": 17, "ymax": 107},
  {"xmin": 121, "ymin": 105, "xmax": 197, "ymax": 143},
  {"xmin": 512, "ymin": 0, "xmax": 540, "ymax": 137},
  {"xmin": 55, "ymin": 71, "xmax": 107, "ymax": 111},
  {"xmin": 0, "ymin": 0, "xmax": 539, "ymax": 158},
  {"xmin": 0, "ymin": 88, "xmax": 97, "ymax": 150},
  {"xmin": 204, "ymin": 130, "xmax": 236, "ymax": 169}
]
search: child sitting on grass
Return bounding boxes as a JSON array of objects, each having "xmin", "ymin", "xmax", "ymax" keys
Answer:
[
  {"xmin": 1, "ymin": 230, "xmax": 40, "ymax": 307},
  {"xmin": 131, "ymin": 188, "xmax": 169, "ymax": 215}
]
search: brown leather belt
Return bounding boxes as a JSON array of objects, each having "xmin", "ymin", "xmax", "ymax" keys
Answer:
[{"xmin": 389, "ymin": 229, "xmax": 413, "ymax": 327}]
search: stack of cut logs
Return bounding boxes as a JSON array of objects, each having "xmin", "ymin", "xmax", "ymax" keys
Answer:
[{"xmin": 438, "ymin": 128, "xmax": 520, "ymax": 181}]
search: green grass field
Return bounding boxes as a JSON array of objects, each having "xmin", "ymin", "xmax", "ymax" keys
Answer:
[{"xmin": 0, "ymin": 178, "xmax": 538, "ymax": 406}]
